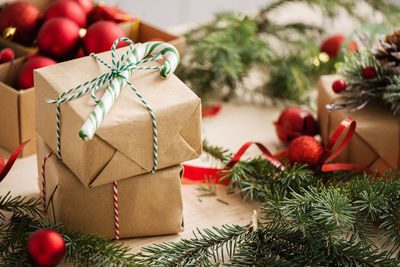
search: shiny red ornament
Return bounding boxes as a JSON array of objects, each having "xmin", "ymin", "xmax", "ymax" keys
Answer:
[
  {"xmin": 17, "ymin": 56, "xmax": 56, "ymax": 89},
  {"xmin": 89, "ymin": 4, "xmax": 135, "ymax": 24},
  {"xmin": 320, "ymin": 34, "xmax": 358, "ymax": 58},
  {"xmin": 288, "ymin": 136, "xmax": 323, "ymax": 168},
  {"xmin": 0, "ymin": 2, "xmax": 40, "ymax": 45},
  {"xmin": 362, "ymin": 66, "xmax": 376, "ymax": 79},
  {"xmin": 27, "ymin": 229, "xmax": 66, "ymax": 267},
  {"xmin": 44, "ymin": 0, "xmax": 87, "ymax": 28},
  {"xmin": 83, "ymin": 21, "xmax": 126, "ymax": 54},
  {"xmin": 332, "ymin": 79, "xmax": 347, "ymax": 93},
  {"xmin": 274, "ymin": 107, "xmax": 319, "ymax": 145},
  {"xmin": 73, "ymin": 0, "xmax": 93, "ymax": 15},
  {"xmin": 38, "ymin": 18, "xmax": 81, "ymax": 61},
  {"xmin": 0, "ymin": 48, "xmax": 14, "ymax": 63}
]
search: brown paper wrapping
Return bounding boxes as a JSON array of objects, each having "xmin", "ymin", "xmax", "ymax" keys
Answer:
[
  {"xmin": 36, "ymin": 134, "xmax": 184, "ymax": 239},
  {"xmin": 35, "ymin": 46, "xmax": 201, "ymax": 188},
  {"xmin": 318, "ymin": 75, "xmax": 400, "ymax": 173}
]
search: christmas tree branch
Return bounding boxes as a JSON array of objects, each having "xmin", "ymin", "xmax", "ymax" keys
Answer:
[{"xmin": 0, "ymin": 191, "xmax": 42, "ymax": 220}]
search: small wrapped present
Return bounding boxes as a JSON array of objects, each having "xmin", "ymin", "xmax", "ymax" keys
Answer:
[
  {"xmin": 0, "ymin": 56, "xmax": 36, "ymax": 156},
  {"xmin": 35, "ymin": 41, "xmax": 201, "ymax": 188},
  {"xmin": 318, "ymin": 74, "xmax": 400, "ymax": 173},
  {"xmin": 37, "ymin": 133, "xmax": 184, "ymax": 239}
]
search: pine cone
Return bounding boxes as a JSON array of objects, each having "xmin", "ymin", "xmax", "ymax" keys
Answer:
[{"xmin": 373, "ymin": 30, "xmax": 400, "ymax": 72}]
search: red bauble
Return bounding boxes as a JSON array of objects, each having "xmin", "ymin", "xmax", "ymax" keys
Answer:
[
  {"xmin": 332, "ymin": 79, "xmax": 347, "ymax": 93},
  {"xmin": 17, "ymin": 56, "xmax": 56, "ymax": 89},
  {"xmin": 44, "ymin": 0, "xmax": 87, "ymax": 28},
  {"xmin": 288, "ymin": 136, "xmax": 323, "ymax": 168},
  {"xmin": 89, "ymin": 4, "xmax": 135, "ymax": 24},
  {"xmin": 0, "ymin": 48, "xmax": 14, "ymax": 63},
  {"xmin": 362, "ymin": 66, "xmax": 376, "ymax": 79},
  {"xmin": 74, "ymin": 0, "xmax": 94, "ymax": 15},
  {"xmin": 320, "ymin": 34, "xmax": 358, "ymax": 58},
  {"xmin": 83, "ymin": 21, "xmax": 126, "ymax": 54},
  {"xmin": 274, "ymin": 107, "xmax": 319, "ymax": 145},
  {"xmin": 27, "ymin": 229, "xmax": 66, "ymax": 267},
  {"xmin": 38, "ymin": 18, "xmax": 81, "ymax": 61},
  {"xmin": 0, "ymin": 2, "xmax": 40, "ymax": 45}
]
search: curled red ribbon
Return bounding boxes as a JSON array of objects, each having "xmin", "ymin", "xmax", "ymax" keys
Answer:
[
  {"xmin": 0, "ymin": 139, "xmax": 31, "ymax": 182},
  {"xmin": 183, "ymin": 118, "xmax": 363, "ymax": 183}
]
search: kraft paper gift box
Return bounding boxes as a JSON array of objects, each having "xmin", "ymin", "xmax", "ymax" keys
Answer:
[
  {"xmin": 35, "ymin": 46, "xmax": 201, "ymax": 188},
  {"xmin": 36, "ymin": 134, "xmax": 184, "ymax": 239},
  {"xmin": 318, "ymin": 74, "xmax": 400, "ymax": 173},
  {"xmin": 0, "ymin": 56, "xmax": 36, "ymax": 157}
]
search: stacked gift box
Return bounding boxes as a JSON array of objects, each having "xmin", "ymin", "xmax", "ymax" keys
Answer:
[
  {"xmin": 35, "ymin": 43, "xmax": 201, "ymax": 239},
  {"xmin": 0, "ymin": 0, "xmax": 185, "ymax": 157}
]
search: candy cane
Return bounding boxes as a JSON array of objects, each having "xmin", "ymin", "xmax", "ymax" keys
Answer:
[{"xmin": 78, "ymin": 41, "xmax": 179, "ymax": 142}]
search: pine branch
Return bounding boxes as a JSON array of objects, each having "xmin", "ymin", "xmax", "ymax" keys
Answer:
[
  {"xmin": 137, "ymin": 224, "xmax": 251, "ymax": 266},
  {"xmin": 0, "ymin": 192, "xmax": 42, "ymax": 220},
  {"xmin": 202, "ymin": 139, "xmax": 232, "ymax": 163}
]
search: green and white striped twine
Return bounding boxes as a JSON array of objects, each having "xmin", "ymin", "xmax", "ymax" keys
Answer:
[{"xmin": 46, "ymin": 38, "xmax": 180, "ymax": 173}]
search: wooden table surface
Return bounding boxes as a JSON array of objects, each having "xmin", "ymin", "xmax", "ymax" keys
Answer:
[{"xmin": 0, "ymin": 103, "xmax": 285, "ymax": 254}]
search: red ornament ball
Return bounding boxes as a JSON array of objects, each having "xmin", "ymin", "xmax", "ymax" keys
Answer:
[
  {"xmin": 320, "ymin": 34, "xmax": 358, "ymax": 59},
  {"xmin": 17, "ymin": 56, "xmax": 56, "ymax": 89},
  {"xmin": 44, "ymin": 0, "xmax": 87, "ymax": 28},
  {"xmin": 0, "ymin": 48, "xmax": 14, "ymax": 63},
  {"xmin": 83, "ymin": 21, "xmax": 126, "ymax": 54},
  {"xmin": 73, "ymin": 0, "xmax": 94, "ymax": 15},
  {"xmin": 27, "ymin": 229, "xmax": 66, "ymax": 267},
  {"xmin": 362, "ymin": 66, "xmax": 376, "ymax": 79},
  {"xmin": 0, "ymin": 2, "xmax": 40, "ymax": 45},
  {"xmin": 38, "ymin": 18, "xmax": 81, "ymax": 61},
  {"xmin": 288, "ymin": 136, "xmax": 323, "ymax": 168},
  {"xmin": 332, "ymin": 79, "xmax": 347, "ymax": 93},
  {"xmin": 274, "ymin": 107, "xmax": 319, "ymax": 145}
]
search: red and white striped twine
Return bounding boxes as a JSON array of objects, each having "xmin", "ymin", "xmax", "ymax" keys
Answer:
[
  {"xmin": 113, "ymin": 181, "xmax": 120, "ymax": 240},
  {"xmin": 42, "ymin": 152, "xmax": 120, "ymax": 240},
  {"xmin": 41, "ymin": 152, "xmax": 53, "ymax": 212}
]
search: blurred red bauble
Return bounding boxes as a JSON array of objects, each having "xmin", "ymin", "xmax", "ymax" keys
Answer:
[
  {"xmin": 332, "ymin": 79, "xmax": 347, "ymax": 93},
  {"xmin": 43, "ymin": 0, "xmax": 87, "ymax": 28},
  {"xmin": 83, "ymin": 21, "xmax": 126, "ymax": 54},
  {"xmin": 288, "ymin": 136, "xmax": 323, "ymax": 168},
  {"xmin": 38, "ymin": 18, "xmax": 81, "ymax": 61},
  {"xmin": 18, "ymin": 56, "xmax": 56, "ymax": 89},
  {"xmin": 274, "ymin": 107, "xmax": 319, "ymax": 145},
  {"xmin": 27, "ymin": 229, "xmax": 66, "ymax": 267},
  {"xmin": 320, "ymin": 34, "xmax": 358, "ymax": 58},
  {"xmin": 0, "ymin": 48, "xmax": 14, "ymax": 63},
  {"xmin": 362, "ymin": 66, "xmax": 376, "ymax": 79},
  {"xmin": 0, "ymin": 2, "xmax": 40, "ymax": 45},
  {"xmin": 89, "ymin": 4, "xmax": 135, "ymax": 24},
  {"xmin": 74, "ymin": 0, "xmax": 93, "ymax": 15}
]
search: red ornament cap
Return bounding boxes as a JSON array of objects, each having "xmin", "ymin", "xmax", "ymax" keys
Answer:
[
  {"xmin": 288, "ymin": 136, "xmax": 323, "ymax": 168},
  {"xmin": 27, "ymin": 229, "xmax": 66, "ymax": 267},
  {"xmin": 332, "ymin": 79, "xmax": 347, "ymax": 93},
  {"xmin": 362, "ymin": 66, "xmax": 376, "ymax": 79}
]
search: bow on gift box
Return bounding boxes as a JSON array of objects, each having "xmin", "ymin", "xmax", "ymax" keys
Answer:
[
  {"xmin": 183, "ymin": 118, "xmax": 364, "ymax": 183},
  {"xmin": 0, "ymin": 141, "xmax": 30, "ymax": 182}
]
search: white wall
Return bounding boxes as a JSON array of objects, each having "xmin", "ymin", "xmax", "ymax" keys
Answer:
[{"xmin": 103, "ymin": 0, "xmax": 271, "ymax": 30}]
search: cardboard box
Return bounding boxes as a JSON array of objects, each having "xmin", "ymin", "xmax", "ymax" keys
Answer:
[
  {"xmin": 35, "ymin": 46, "xmax": 201, "ymax": 188},
  {"xmin": 0, "ymin": 1, "xmax": 186, "ymax": 156},
  {"xmin": 318, "ymin": 75, "xmax": 400, "ymax": 173},
  {"xmin": 37, "ymin": 134, "xmax": 184, "ymax": 239},
  {"xmin": 0, "ymin": 57, "xmax": 36, "ymax": 156}
]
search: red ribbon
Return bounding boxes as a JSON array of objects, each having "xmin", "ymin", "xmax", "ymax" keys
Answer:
[
  {"xmin": 202, "ymin": 105, "xmax": 222, "ymax": 117},
  {"xmin": 183, "ymin": 118, "xmax": 362, "ymax": 183},
  {"xmin": 183, "ymin": 142, "xmax": 284, "ymax": 183},
  {"xmin": 0, "ymin": 140, "xmax": 31, "ymax": 182}
]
